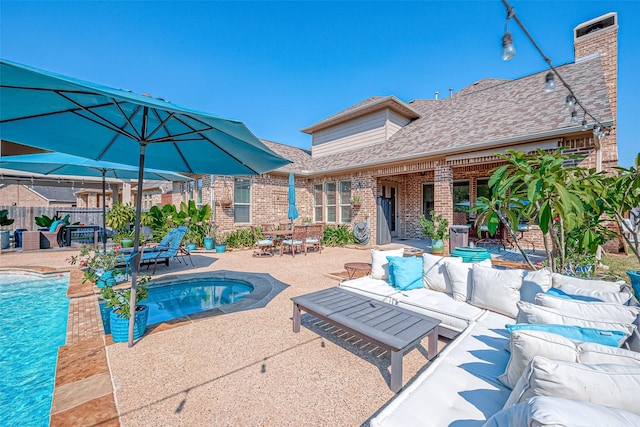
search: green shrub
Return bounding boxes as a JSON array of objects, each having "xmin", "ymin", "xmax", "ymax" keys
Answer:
[
  {"xmin": 322, "ymin": 224, "xmax": 356, "ymax": 246},
  {"xmin": 224, "ymin": 228, "xmax": 254, "ymax": 249}
]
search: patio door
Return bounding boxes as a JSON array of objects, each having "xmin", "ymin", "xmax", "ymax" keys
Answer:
[{"xmin": 380, "ymin": 183, "xmax": 398, "ymax": 237}]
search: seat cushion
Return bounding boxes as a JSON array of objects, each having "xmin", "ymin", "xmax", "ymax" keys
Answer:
[
  {"xmin": 395, "ymin": 288, "xmax": 484, "ymax": 334},
  {"xmin": 469, "ymin": 265, "xmax": 525, "ymax": 317},
  {"xmin": 339, "ymin": 277, "xmax": 400, "ymax": 304},
  {"xmin": 520, "ymin": 268, "xmax": 552, "ymax": 303},
  {"xmin": 551, "ymin": 273, "xmax": 626, "ymax": 292},
  {"xmin": 535, "ymin": 292, "xmax": 639, "ymax": 324},
  {"xmin": 422, "ymin": 253, "xmax": 462, "ymax": 293},
  {"xmin": 444, "ymin": 259, "xmax": 492, "ymax": 302}
]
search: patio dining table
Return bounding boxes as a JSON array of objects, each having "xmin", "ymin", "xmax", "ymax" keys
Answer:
[{"xmin": 261, "ymin": 229, "xmax": 293, "ymax": 239}]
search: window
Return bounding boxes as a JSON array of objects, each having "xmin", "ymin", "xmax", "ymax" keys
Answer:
[
  {"xmin": 234, "ymin": 178, "xmax": 251, "ymax": 223},
  {"xmin": 339, "ymin": 180, "xmax": 352, "ymax": 223},
  {"xmin": 453, "ymin": 180, "xmax": 470, "ymax": 213},
  {"xmin": 196, "ymin": 178, "xmax": 203, "ymax": 206},
  {"xmin": 423, "ymin": 183, "xmax": 434, "ymax": 218},
  {"xmin": 313, "ymin": 184, "xmax": 323, "ymax": 222},
  {"xmin": 325, "ymin": 182, "xmax": 336, "ymax": 223},
  {"xmin": 476, "ymin": 178, "xmax": 491, "ymax": 201}
]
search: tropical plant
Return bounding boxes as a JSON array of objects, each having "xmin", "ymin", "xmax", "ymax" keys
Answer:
[
  {"xmin": 419, "ymin": 210, "xmax": 450, "ymax": 241},
  {"xmin": 176, "ymin": 200, "xmax": 212, "ymax": 225},
  {"xmin": 34, "ymin": 213, "xmax": 77, "ymax": 228},
  {"xmin": 322, "ymin": 224, "xmax": 356, "ymax": 246},
  {"xmin": 106, "ymin": 202, "xmax": 136, "ymax": 231},
  {"xmin": 0, "ymin": 209, "xmax": 14, "ymax": 226},
  {"xmin": 68, "ymin": 245, "xmax": 125, "ymax": 284}
]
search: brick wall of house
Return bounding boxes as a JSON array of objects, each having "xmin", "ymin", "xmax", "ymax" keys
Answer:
[
  {"xmin": 0, "ymin": 185, "xmax": 47, "ymax": 207},
  {"xmin": 434, "ymin": 163, "xmax": 454, "ymax": 252}
]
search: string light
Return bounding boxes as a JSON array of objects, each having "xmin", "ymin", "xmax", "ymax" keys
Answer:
[{"xmin": 500, "ymin": 0, "xmax": 610, "ymax": 136}]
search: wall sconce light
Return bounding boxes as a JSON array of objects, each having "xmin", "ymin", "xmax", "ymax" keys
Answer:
[
  {"xmin": 355, "ymin": 182, "xmax": 361, "ymax": 191},
  {"xmin": 544, "ymin": 72, "xmax": 556, "ymax": 92}
]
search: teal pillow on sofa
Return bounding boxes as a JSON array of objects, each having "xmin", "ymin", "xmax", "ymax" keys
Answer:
[
  {"xmin": 386, "ymin": 256, "xmax": 423, "ymax": 291},
  {"xmin": 506, "ymin": 323, "xmax": 628, "ymax": 347},
  {"xmin": 49, "ymin": 220, "xmax": 65, "ymax": 232}
]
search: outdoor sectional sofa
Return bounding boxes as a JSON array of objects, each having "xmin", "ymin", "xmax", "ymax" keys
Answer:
[{"xmin": 337, "ymin": 249, "xmax": 640, "ymax": 426}]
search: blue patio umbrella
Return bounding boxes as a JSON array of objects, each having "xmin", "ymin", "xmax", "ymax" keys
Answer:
[
  {"xmin": 0, "ymin": 152, "xmax": 191, "ymax": 252},
  {"xmin": 0, "ymin": 59, "xmax": 291, "ymax": 346},
  {"xmin": 287, "ymin": 173, "xmax": 299, "ymax": 223}
]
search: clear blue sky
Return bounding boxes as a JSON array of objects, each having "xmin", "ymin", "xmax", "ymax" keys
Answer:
[{"xmin": 1, "ymin": 1, "xmax": 638, "ymax": 167}]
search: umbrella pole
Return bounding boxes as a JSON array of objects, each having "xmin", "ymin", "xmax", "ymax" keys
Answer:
[
  {"xmin": 128, "ymin": 141, "xmax": 147, "ymax": 347},
  {"xmin": 102, "ymin": 170, "xmax": 107, "ymax": 253}
]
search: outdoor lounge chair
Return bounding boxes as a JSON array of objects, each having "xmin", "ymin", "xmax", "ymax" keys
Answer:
[{"xmin": 138, "ymin": 226, "xmax": 190, "ymax": 273}]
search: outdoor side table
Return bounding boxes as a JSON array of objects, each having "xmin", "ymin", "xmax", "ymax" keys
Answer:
[{"xmin": 344, "ymin": 262, "xmax": 371, "ymax": 279}]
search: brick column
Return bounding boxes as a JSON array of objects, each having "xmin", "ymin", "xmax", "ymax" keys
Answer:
[{"xmin": 434, "ymin": 163, "xmax": 453, "ymax": 253}]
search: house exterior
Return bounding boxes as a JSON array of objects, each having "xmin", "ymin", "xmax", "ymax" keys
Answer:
[
  {"xmin": 0, "ymin": 184, "xmax": 77, "ymax": 207},
  {"xmin": 75, "ymin": 181, "xmax": 172, "ymax": 209},
  {"xmin": 179, "ymin": 13, "xmax": 619, "ymax": 249}
]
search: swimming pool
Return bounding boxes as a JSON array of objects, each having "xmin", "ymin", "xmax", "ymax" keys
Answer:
[
  {"xmin": 100, "ymin": 278, "xmax": 253, "ymax": 332},
  {"xmin": 0, "ymin": 273, "xmax": 70, "ymax": 427}
]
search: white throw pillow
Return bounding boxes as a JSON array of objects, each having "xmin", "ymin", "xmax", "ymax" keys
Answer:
[
  {"xmin": 469, "ymin": 265, "xmax": 525, "ymax": 317},
  {"xmin": 444, "ymin": 258, "xmax": 492, "ymax": 302},
  {"xmin": 578, "ymin": 342, "xmax": 640, "ymax": 366},
  {"xmin": 504, "ymin": 356, "xmax": 640, "ymax": 414},
  {"xmin": 535, "ymin": 293, "xmax": 639, "ymax": 325},
  {"xmin": 515, "ymin": 301, "xmax": 636, "ymax": 337},
  {"xmin": 486, "ymin": 396, "xmax": 640, "ymax": 427},
  {"xmin": 520, "ymin": 268, "xmax": 552, "ymax": 304},
  {"xmin": 422, "ymin": 253, "xmax": 462, "ymax": 293},
  {"xmin": 499, "ymin": 330, "xmax": 578, "ymax": 389},
  {"xmin": 552, "ymin": 273, "xmax": 626, "ymax": 292},
  {"xmin": 550, "ymin": 282, "xmax": 633, "ymax": 305},
  {"xmin": 370, "ymin": 248, "xmax": 404, "ymax": 280}
]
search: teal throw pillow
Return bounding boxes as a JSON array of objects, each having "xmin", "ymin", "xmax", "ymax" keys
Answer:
[
  {"xmin": 546, "ymin": 287, "xmax": 601, "ymax": 302},
  {"xmin": 49, "ymin": 220, "xmax": 64, "ymax": 232},
  {"xmin": 506, "ymin": 323, "xmax": 628, "ymax": 347},
  {"xmin": 386, "ymin": 256, "xmax": 423, "ymax": 291}
]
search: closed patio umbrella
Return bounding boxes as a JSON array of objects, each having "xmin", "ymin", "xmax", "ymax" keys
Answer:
[
  {"xmin": 0, "ymin": 59, "xmax": 291, "ymax": 346},
  {"xmin": 0, "ymin": 152, "xmax": 191, "ymax": 252},
  {"xmin": 287, "ymin": 173, "xmax": 298, "ymax": 224}
]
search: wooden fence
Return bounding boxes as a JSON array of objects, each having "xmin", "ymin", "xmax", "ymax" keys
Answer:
[{"xmin": 1, "ymin": 206, "xmax": 106, "ymax": 231}]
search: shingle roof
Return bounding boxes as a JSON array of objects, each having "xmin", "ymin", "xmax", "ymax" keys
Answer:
[
  {"xmin": 29, "ymin": 185, "xmax": 76, "ymax": 202},
  {"xmin": 307, "ymin": 56, "xmax": 612, "ymax": 172},
  {"xmin": 260, "ymin": 140, "xmax": 313, "ymax": 174}
]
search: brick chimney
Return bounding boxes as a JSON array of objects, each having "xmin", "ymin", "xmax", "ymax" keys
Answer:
[{"xmin": 574, "ymin": 12, "xmax": 618, "ymax": 169}]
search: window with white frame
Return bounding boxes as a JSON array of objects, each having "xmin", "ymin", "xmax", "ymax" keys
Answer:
[
  {"xmin": 313, "ymin": 184, "xmax": 323, "ymax": 222},
  {"xmin": 234, "ymin": 177, "xmax": 251, "ymax": 223},
  {"xmin": 339, "ymin": 180, "xmax": 352, "ymax": 223},
  {"xmin": 325, "ymin": 182, "xmax": 336, "ymax": 223},
  {"xmin": 196, "ymin": 178, "xmax": 203, "ymax": 206}
]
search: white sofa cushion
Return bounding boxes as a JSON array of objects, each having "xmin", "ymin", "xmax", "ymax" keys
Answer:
[
  {"xmin": 469, "ymin": 265, "xmax": 525, "ymax": 317},
  {"xmin": 422, "ymin": 253, "xmax": 462, "ymax": 293},
  {"xmin": 445, "ymin": 258, "xmax": 492, "ymax": 302},
  {"xmin": 499, "ymin": 330, "xmax": 578, "ymax": 389},
  {"xmin": 552, "ymin": 282, "xmax": 633, "ymax": 304},
  {"xmin": 371, "ymin": 248, "xmax": 404, "ymax": 280},
  {"xmin": 395, "ymin": 288, "xmax": 484, "ymax": 335},
  {"xmin": 515, "ymin": 301, "xmax": 636, "ymax": 337},
  {"xmin": 339, "ymin": 276, "xmax": 400, "ymax": 304},
  {"xmin": 535, "ymin": 293, "xmax": 639, "ymax": 325},
  {"xmin": 578, "ymin": 342, "xmax": 640, "ymax": 366},
  {"xmin": 504, "ymin": 356, "xmax": 640, "ymax": 414},
  {"xmin": 519, "ymin": 268, "xmax": 552, "ymax": 304},
  {"xmin": 552, "ymin": 273, "xmax": 626, "ymax": 292},
  {"xmin": 486, "ymin": 396, "xmax": 640, "ymax": 427}
]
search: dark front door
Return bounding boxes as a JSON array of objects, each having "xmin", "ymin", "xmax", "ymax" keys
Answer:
[{"xmin": 377, "ymin": 196, "xmax": 392, "ymax": 245}]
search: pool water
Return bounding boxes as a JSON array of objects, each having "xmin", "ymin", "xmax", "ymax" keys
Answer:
[
  {"xmin": 0, "ymin": 273, "xmax": 70, "ymax": 427},
  {"xmin": 100, "ymin": 278, "xmax": 253, "ymax": 332}
]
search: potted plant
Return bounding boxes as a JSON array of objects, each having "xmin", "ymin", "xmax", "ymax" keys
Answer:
[
  {"xmin": 301, "ymin": 217, "xmax": 312, "ymax": 226},
  {"xmin": 350, "ymin": 194, "xmax": 362, "ymax": 207},
  {"xmin": 202, "ymin": 220, "xmax": 218, "ymax": 251},
  {"xmin": 100, "ymin": 274, "xmax": 151, "ymax": 342},
  {"xmin": 68, "ymin": 245, "xmax": 126, "ymax": 287},
  {"xmin": 215, "ymin": 229, "xmax": 227, "ymax": 253},
  {"xmin": 419, "ymin": 210, "xmax": 450, "ymax": 254},
  {"xmin": 184, "ymin": 221, "xmax": 199, "ymax": 252}
]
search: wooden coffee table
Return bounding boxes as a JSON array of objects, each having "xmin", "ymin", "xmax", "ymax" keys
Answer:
[
  {"xmin": 344, "ymin": 262, "xmax": 371, "ymax": 279},
  {"xmin": 292, "ymin": 287, "xmax": 440, "ymax": 392}
]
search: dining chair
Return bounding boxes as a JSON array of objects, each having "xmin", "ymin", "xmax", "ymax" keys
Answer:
[{"xmin": 280, "ymin": 225, "xmax": 307, "ymax": 257}]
